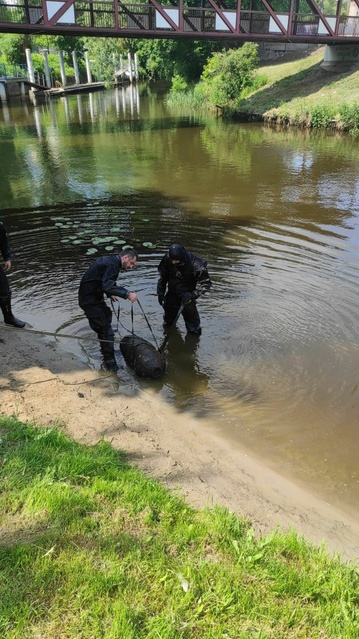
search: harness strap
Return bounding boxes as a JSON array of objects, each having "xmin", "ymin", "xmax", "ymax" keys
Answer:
[{"xmin": 137, "ymin": 299, "xmax": 160, "ymax": 351}]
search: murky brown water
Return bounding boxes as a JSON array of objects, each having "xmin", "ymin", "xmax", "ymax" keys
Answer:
[{"xmin": 1, "ymin": 85, "xmax": 359, "ymax": 519}]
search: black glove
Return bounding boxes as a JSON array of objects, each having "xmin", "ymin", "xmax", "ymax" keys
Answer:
[
  {"xmin": 181, "ymin": 291, "xmax": 197, "ymax": 305},
  {"xmin": 158, "ymin": 295, "xmax": 165, "ymax": 307}
]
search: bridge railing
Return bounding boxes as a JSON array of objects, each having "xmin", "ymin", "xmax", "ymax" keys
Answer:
[
  {"xmin": 0, "ymin": 62, "xmax": 27, "ymax": 79},
  {"xmin": 1, "ymin": 1, "xmax": 359, "ymax": 40}
]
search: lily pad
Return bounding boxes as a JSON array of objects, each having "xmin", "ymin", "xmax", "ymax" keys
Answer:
[
  {"xmin": 86, "ymin": 248, "xmax": 98, "ymax": 255},
  {"xmin": 113, "ymin": 239, "xmax": 126, "ymax": 245},
  {"xmin": 122, "ymin": 244, "xmax": 133, "ymax": 250},
  {"xmin": 73, "ymin": 239, "xmax": 83, "ymax": 244},
  {"xmin": 60, "ymin": 239, "xmax": 70, "ymax": 243},
  {"xmin": 143, "ymin": 242, "xmax": 156, "ymax": 248},
  {"xmin": 105, "ymin": 246, "xmax": 114, "ymax": 251}
]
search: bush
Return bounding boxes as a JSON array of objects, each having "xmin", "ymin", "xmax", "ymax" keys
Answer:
[
  {"xmin": 170, "ymin": 74, "xmax": 188, "ymax": 93},
  {"xmin": 310, "ymin": 105, "xmax": 335, "ymax": 128},
  {"xmin": 200, "ymin": 43, "xmax": 260, "ymax": 107}
]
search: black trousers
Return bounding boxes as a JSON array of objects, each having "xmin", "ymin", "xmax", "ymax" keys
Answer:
[
  {"xmin": 79, "ymin": 301, "xmax": 115, "ymax": 362},
  {"xmin": 0, "ymin": 267, "xmax": 11, "ymax": 301},
  {"xmin": 163, "ymin": 291, "xmax": 201, "ymax": 334}
]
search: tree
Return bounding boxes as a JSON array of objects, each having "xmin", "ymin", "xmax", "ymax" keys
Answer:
[
  {"xmin": 0, "ymin": 34, "xmax": 27, "ymax": 64},
  {"xmin": 81, "ymin": 37, "xmax": 129, "ymax": 82},
  {"xmin": 134, "ymin": 38, "xmax": 228, "ymax": 82}
]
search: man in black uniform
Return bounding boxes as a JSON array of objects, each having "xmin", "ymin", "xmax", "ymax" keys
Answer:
[
  {"xmin": 157, "ymin": 243, "xmax": 212, "ymax": 335},
  {"xmin": 79, "ymin": 248, "xmax": 138, "ymax": 372},
  {"xmin": 0, "ymin": 220, "xmax": 25, "ymax": 329}
]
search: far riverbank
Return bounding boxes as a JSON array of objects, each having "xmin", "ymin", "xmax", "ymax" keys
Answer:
[{"xmin": 229, "ymin": 46, "xmax": 359, "ymax": 132}]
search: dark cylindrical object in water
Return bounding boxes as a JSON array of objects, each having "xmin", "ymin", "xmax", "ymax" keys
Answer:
[{"xmin": 120, "ymin": 334, "xmax": 166, "ymax": 379}]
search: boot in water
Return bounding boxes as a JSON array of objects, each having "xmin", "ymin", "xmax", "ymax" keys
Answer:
[{"xmin": 0, "ymin": 298, "xmax": 25, "ymax": 328}]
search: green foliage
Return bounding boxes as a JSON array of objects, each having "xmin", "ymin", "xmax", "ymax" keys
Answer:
[
  {"xmin": 199, "ymin": 43, "xmax": 260, "ymax": 107},
  {"xmin": 0, "ymin": 34, "xmax": 26, "ymax": 64},
  {"xmin": 338, "ymin": 102, "xmax": 359, "ymax": 130},
  {"xmin": 32, "ymin": 35, "xmax": 84, "ymax": 64},
  {"xmin": 134, "ymin": 38, "xmax": 226, "ymax": 82},
  {"xmin": 170, "ymin": 74, "xmax": 188, "ymax": 93},
  {"xmin": 81, "ymin": 37, "xmax": 129, "ymax": 82},
  {"xmin": 31, "ymin": 53, "xmax": 75, "ymax": 83},
  {"xmin": 310, "ymin": 105, "xmax": 335, "ymax": 128}
]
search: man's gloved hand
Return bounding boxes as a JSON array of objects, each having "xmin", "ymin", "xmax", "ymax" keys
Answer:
[
  {"xmin": 158, "ymin": 295, "xmax": 165, "ymax": 307},
  {"xmin": 182, "ymin": 291, "xmax": 198, "ymax": 305}
]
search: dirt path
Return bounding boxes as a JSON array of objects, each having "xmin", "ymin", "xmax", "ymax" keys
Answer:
[{"xmin": 1, "ymin": 326, "xmax": 358, "ymax": 564}]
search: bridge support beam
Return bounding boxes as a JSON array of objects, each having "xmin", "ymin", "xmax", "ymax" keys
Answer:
[{"xmin": 323, "ymin": 44, "xmax": 359, "ymax": 68}]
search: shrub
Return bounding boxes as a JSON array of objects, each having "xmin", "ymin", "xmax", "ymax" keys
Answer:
[{"xmin": 200, "ymin": 43, "xmax": 260, "ymax": 107}]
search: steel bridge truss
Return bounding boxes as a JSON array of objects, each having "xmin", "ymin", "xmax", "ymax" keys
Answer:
[{"xmin": 1, "ymin": 0, "xmax": 359, "ymax": 42}]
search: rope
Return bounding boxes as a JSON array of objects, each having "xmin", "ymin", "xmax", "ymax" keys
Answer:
[
  {"xmin": 137, "ymin": 299, "xmax": 160, "ymax": 351},
  {"xmin": 1, "ymin": 298, "xmax": 181, "ymax": 352},
  {"xmin": 0, "ymin": 323, "xmax": 123, "ymax": 345}
]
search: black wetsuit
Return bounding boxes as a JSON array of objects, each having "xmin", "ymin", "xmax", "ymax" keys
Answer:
[
  {"xmin": 78, "ymin": 255, "xmax": 130, "ymax": 366},
  {"xmin": 157, "ymin": 249, "xmax": 212, "ymax": 334},
  {"xmin": 0, "ymin": 221, "xmax": 11, "ymax": 301}
]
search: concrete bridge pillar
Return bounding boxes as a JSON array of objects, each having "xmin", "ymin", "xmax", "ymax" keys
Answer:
[
  {"xmin": 323, "ymin": 44, "xmax": 359, "ymax": 68},
  {"xmin": 58, "ymin": 51, "xmax": 67, "ymax": 86},
  {"xmin": 72, "ymin": 50, "xmax": 80, "ymax": 85}
]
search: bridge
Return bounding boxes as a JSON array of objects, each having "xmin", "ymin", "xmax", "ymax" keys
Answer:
[{"xmin": 0, "ymin": 0, "xmax": 359, "ymax": 43}]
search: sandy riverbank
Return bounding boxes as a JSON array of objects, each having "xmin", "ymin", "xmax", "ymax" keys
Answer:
[{"xmin": 1, "ymin": 325, "xmax": 358, "ymax": 564}]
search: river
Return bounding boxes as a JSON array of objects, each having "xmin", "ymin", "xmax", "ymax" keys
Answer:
[{"xmin": 1, "ymin": 84, "xmax": 359, "ymax": 521}]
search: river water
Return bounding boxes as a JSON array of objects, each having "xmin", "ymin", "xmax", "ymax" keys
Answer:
[{"xmin": 1, "ymin": 85, "xmax": 359, "ymax": 520}]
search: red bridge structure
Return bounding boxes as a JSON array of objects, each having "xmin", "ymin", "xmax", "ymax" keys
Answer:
[{"xmin": 0, "ymin": 0, "xmax": 359, "ymax": 43}]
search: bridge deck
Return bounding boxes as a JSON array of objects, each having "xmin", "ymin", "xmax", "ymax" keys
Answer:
[{"xmin": 1, "ymin": 0, "xmax": 359, "ymax": 42}]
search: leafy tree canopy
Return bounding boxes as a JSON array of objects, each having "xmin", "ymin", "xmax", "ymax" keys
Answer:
[{"xmin": 133, "ymin": 38, "xmax": 230, "ymax": 82}]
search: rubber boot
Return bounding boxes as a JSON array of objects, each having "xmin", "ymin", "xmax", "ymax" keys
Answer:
[
  {"xmin": 0, "ymin": 297, "xmax": 25, "ymax": 328},
  {"xmin": 99, "ymin": 330, "xmax": 118, "ymax": 372}
]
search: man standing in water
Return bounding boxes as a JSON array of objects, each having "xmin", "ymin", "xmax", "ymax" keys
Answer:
[
  {"xmin": 78, "ymin": 248, "xmax": 138, "ymax": 372},
  {"xmin": 157, "ymin": 243, "xmax": 212, "ymax": 335},
  {"xmin": 0, "ymin": 220, "xmax": 25, "ymax": 329}
]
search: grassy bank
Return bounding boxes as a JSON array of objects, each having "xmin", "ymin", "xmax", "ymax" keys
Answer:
[
  {"xmin": 229, "ymin": 47, "xmax": 359, "ymax": 132},
  {"xmin": 166, "ymin": 47, "xmax": 359, "ymax": 133},
  {"xmin": 0, "ymin": 415, "xmax": 358, "ymax": 639}
]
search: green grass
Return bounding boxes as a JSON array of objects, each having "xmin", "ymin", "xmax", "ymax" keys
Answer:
[
  {"xmin": 0, "ymin": 415, "xmax": 358, "ymax": 638},
  {"xmin": 233, "ymin": 47, "xmax": 359, "ymax": 131}
]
